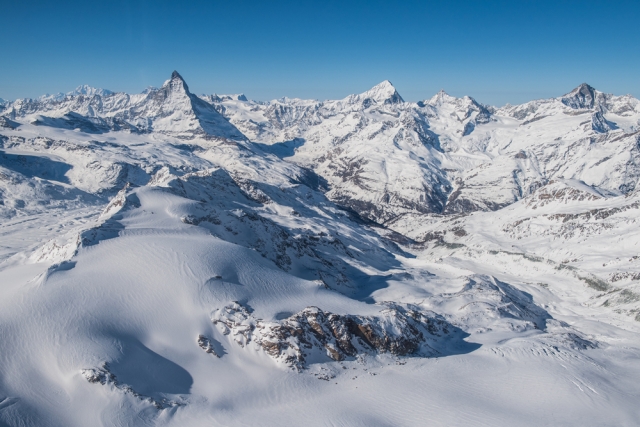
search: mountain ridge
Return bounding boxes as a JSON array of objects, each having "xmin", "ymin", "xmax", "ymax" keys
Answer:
[{"xmin": 3, "ymin": 73, "xmax": 640, "ymax": 224}]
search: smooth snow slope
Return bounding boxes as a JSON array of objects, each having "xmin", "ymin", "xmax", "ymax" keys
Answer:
[{"xmin": 1, "ymin": 183, "xmax": 638, "ymax": 427}]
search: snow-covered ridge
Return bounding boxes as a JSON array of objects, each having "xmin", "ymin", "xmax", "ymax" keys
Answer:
[
  {"xmin": 194, "ymin": 77, "xmax": 640, "ymax": 222},
  {"xmin": 1, "ymin": 71, "xmax": 246, "ymax": 141},
  {"xmin": 2, "ymin": 70, "xmax": 640, "ymax": 224}
]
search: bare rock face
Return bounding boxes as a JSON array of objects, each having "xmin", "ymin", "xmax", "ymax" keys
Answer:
[
  {"xmin": 81, "ymin": 363, "xmax": 184, "ymax": 409},
  {"xmin": 197, "ymin": 335, "xmax": 219, "ymax": 357},
  {"xmin": 561, "ymin": 83, "xmax": 598, "ymax": 110},
  {"xmin": 0, "ymin": 116, "xmax": 19, "ymax": 129},
  {"xmin": 523, "ymin": 180, "xmax": 602, "ymax": 209},
  {"xmin": 212, "ymin": 302, "xmax": 462, "ymax": 370}
]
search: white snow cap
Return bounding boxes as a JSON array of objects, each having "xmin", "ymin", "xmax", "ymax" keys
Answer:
[
  {"xmin": 561, "ymin": 83, "xmax": 598, "ymax": 109},
  {"xmin": 360, "ymin": 80, "xmax": 404, "ymax": 104},
  {"xmin": 427, "ymin": 89, "xmax": 457, "ymax": 105},
  {"xmin": 164, "ymin": 70, "xmax": 190, "ymax": 93}
]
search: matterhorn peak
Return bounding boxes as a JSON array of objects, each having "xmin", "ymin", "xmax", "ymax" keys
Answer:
[
  {"xmin": 164, "ymin": 70, "xmax": 191, "ymax": 94},
  {"xmin": 171, "ymin": 70, "xmax": 184, "ymax": 81},
  {"xmin": 359, "ymin": 80, "xmax": 404, "ymax": 105},
  {"xmin": 133, "ymin": 70, "xmax": 247, "ymax": 140}
]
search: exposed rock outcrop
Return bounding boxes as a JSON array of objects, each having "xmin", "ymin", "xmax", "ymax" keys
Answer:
[{"xmin": 212, "ymin": 301, "xmax": 469, "ymax": 370}]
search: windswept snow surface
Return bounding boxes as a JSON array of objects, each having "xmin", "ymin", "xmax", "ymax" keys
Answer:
[{"xmin": 1, "ymin": 73, "xmax": 640, "ymax": 426}]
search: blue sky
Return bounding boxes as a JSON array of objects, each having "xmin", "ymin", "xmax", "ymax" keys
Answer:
[{"xmin": 1, "ymin": 0, "xmax": 638, "ymax": 105}]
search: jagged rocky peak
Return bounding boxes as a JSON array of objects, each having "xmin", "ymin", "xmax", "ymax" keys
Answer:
[
  {"xmin": 425, "ymin": 89, "xmax": 493, "ymax": 130},
  {"xmin": 133, "ymin": 70, "xmax": 248, "ymax": 140},
  {"xmin": 206, "ymin": 93, "xmax": 248, "ymax": 102},
  {"xmin": 0, "ymin": 115, "xmax": 20, "ymax": 129},
  {"xmin": 167, "ymin": 70, "xmax": 190, "ymax": 93},
  {"xmin": 211, "ymin": 301, "xmax": 465, "ymax": 370},
  {"xmin": 220, "ymin": 93, "xmax": 249, "ymax": 101},
  {"xmin": 562, "ymin": 83, "xmax": 597, "ymax": 109},
  {"xmin": 359, "ymin": 80, "xmax": 404, "ymax": 105},
  {"xmin": 147, "ymin": 70, "xmax": 194, "ymax": 106},
  {"xmin": 426, "ymin": 90, "xmax": 487, "ymax": 113}
]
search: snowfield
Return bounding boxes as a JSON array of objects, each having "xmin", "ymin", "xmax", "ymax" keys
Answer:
[{"xmin": 0, "ymin": 72, "xmax": 639, "ymax": 426}]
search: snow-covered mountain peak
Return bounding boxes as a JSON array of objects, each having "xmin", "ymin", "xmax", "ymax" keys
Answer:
[
  {"xmin": 561, "ymin": 82, "xmax": 598, "ymax": 109},
  {"xmin": 0, "ymin": 71, "xmax": 248, "ymax": 140},
  {"xmin": 425, "ymin": 90, "xmax": 486, "ymax": 113},
  {"xmin": 426, "ymin": 89, "xmax": 458, "ymax": 106},
  {"xmin": 422, "ymin": 89, "xmax": 493, "ymax": 139},
  {"xmin": 356, "ymin": 80, "xmax": 404, "ymax": 105},
  {"xmin": 140, "ymin": 71, "xmax": 194, "ymax": 114},
  {"xmin": 164, "ymin": 70, "xmax": 191, "ymax": 94},
  {"xmin": 140, "ymin": 71, "xmax": 247, "ymax": 140},
  {"xmin": 141, "ymin": 86, "xmax": 158, "ymax": 94},
  {"xmin": 37, "ymin": 92, "xmax": 66, "ymax": 102}
]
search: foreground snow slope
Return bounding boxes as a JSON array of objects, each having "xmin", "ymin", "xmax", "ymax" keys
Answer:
[
  {"xmin": 2, "ymin": 178, "xmax": 639, "ymax": 427},
  {"xmin": 0, "ymin": 72, "xmax": 639, "ymax": 426}
]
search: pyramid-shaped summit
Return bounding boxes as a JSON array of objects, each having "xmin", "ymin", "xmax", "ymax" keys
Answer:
[
  {"xmin": 162, "ymin": 70, "xmax": 190, "ymax": 95},
  {"xmin": 137, "ymin": 71, "xmax": 247, "ymax": 141},
  {"xmin": 561, "ymin": 83, "xmax": 598, "ymax": 109},
  {"xmin": 359, "ymin": 80, "xmax": 404, "ymax": 105},
  {"xmin": 169, "ymin": 70, "xmax": 188, "ymax": 89},
  {"xmin": 427, "ymin": 89, "xmax": 459, "ymax": 106}
]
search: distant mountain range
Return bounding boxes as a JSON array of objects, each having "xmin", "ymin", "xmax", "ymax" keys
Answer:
[{"xmin": 4, "ymin": 72, "xmax": 639, "ymax": 223}]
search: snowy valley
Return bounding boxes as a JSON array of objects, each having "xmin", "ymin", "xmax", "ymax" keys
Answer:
[{"xmin": 0, "ymin": 71, "xmax": 639, "ymax": 426}]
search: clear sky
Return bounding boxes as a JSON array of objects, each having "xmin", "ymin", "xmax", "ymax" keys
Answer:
[{"xmin": 1, "ymin": 0, "xmax": 638, "ymax": 106}]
